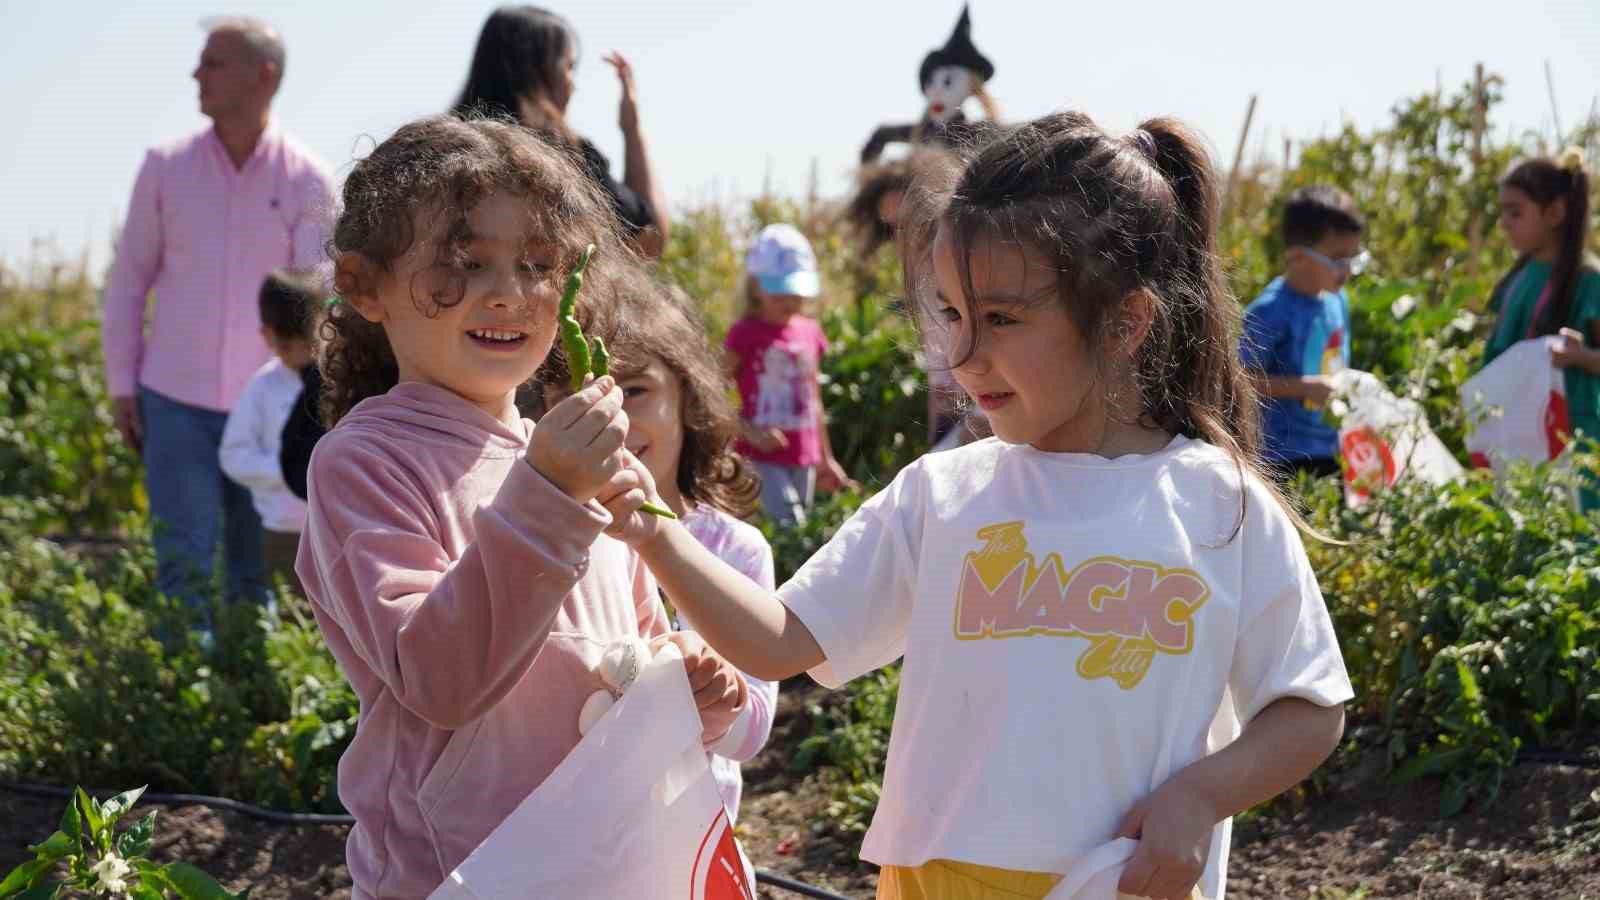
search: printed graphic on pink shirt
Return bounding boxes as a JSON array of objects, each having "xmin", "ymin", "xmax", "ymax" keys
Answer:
[
  {"xmin": 752, "ymin": 343, "xmax": 814, "ymax": 431},
  {"xmin": 725, "ymin": 317, "xmax": 826, "ymax": 466},
  {"xmin": 952, "ymin": 522, "xmax": 1210, "ymax": 689}
]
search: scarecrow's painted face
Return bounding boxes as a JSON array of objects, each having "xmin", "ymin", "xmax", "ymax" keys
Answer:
[{"xmin": 923, "ymin": 65, "xmax": 974, "ymax": 123}]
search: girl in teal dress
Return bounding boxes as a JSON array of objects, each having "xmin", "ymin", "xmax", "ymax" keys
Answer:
[{"xmin": 1481, "ymin": 148, "xmax": 1600, "ymax": 511}]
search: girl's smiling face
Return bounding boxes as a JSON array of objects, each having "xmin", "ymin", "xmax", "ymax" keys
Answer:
[
  {"xmin": 931, "ymin": 224, "xmax": 1159, "ymax": 455},
  {"xmin": 344, "ymin": 191, "xmax": 561, "ymax": 424},
  {"xmin": 616, "ymin": 357, "xmax": 687, "ymax": 506}
]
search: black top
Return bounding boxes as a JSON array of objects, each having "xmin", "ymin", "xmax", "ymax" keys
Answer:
[
  {"xmin": 860, "ymin": 111, "xmax": 990, "ymax": 163},
  {"xmin": 280, "ymin": 363, "xmax": 326, "ymax": 502},
  {"xmin": 576, "ymin": 138, "xmax": 654, "ymax": 236}
]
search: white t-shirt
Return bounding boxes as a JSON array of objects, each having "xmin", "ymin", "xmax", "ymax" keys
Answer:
[
  {"xmin": 219, "ymin": 359, "xmax": 308, "ymax": 533},
  {"xmin": 780, "ymin": 436, "xmax": 1352, "ymax": 896}
]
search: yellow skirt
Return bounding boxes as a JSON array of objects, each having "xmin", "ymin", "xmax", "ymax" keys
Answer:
[{"xmin": 876, "ymin": 859, "xmax": 1062, "ymax": 900}]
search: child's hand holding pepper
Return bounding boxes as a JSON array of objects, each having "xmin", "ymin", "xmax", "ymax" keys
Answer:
[{"xmin": 528, "ymin": 377, "xmax": 631, "ymax": 505}]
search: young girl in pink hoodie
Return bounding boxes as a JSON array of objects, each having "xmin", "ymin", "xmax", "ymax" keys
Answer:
[{"xmin": 295, "ymin": 117, "xmax": 747, "ymax": 900}]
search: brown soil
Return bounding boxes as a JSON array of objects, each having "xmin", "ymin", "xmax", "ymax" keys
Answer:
[{"xmin": 5, "ymin": 684, "xmax": 1598, "ymax": 899}]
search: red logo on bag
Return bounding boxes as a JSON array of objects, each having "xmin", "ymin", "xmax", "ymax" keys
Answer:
[
  {"xmin": 1545, "ymin": 390, "xmax": 1571, "ymax": 460},
  {"xmin": 1341, "ymin": 426, "xmax": 1396, "ymax": 500},
  {"xmin": 690, "ymin": 808, "xmax": 755, "ymax": 900}
]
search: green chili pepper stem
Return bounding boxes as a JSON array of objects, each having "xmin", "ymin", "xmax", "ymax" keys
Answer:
[{"xmin": 639, "ymin": 502, "xmax": 678, "ymax": 519}]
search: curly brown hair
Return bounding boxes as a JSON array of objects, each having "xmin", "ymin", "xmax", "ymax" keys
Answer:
[
  {"xmin": 533, "ymin": 269, "xmax": 761, "ymax": 519},
  {"xmin": 320, "ymin": 114, "xmax": 631, "ymax": 426}
]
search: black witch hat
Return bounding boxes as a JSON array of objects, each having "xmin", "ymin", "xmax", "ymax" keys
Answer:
[{"xmin": 918, "ymin": 5, "xmax": 995, "ymax": 91}]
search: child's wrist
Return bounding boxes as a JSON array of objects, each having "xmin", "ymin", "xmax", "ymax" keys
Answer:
[
  {"xmin": 632, "ymin": 514, "xmax": 681, "ymax": 558},
  {"xmin": 524, "ymin": 454, "xmax": 589, "ymax": 505}
]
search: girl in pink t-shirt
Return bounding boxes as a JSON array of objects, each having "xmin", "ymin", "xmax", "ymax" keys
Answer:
[
  {"xmin": 725, "ymin": 224, "xmax": 855, "ymax": 525},
  {"xmin": 295, "ymin": 117, "xmax": 746, "ymax": 900},
  {"xmin": 537, "ymin": 268, "xmax": 778, "ymax": 820}
]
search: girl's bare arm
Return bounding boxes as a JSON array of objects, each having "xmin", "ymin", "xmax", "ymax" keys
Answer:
[
  {"xmin": 635, "ymin": 523, "xmax": 823, "ymax": 682},
  {"xmin": 1175, "ymin": 697, "xmax": 1344, "ymax": 819}
]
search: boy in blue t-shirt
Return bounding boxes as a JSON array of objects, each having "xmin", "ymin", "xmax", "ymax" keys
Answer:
[{"xmin": 1241, "ymin": 185, "xmax": 1367, "ymax": 481}]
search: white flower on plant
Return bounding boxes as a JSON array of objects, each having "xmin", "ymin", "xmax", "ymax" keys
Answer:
[{"xmin": 90, "ymin": 852, "xmax": 132, "ymax": 895}]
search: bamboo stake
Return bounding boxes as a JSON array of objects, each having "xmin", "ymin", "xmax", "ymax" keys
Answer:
[
  {"xmin": 1467, "ymin": 63, "xmax": 1487, "ymax": 277},
  {"xmin": 1545, "ymin": 59, "xmax": 1564, "ymax": 144},
  {"xmin": 1222, "ymin": 94, "xmax": 1259, "ymax": 222}
]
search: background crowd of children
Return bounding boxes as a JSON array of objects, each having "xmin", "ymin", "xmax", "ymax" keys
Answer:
[{"xmin": 95, "ymin": 7, "xmax": 1597, "ymax": 900}]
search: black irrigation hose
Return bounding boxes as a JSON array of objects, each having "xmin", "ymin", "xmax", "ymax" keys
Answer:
[
  {"xmin": 2, "ymin": 780, "xmax": 355, "ymax": 825},
  {"xmin": 1517, "ymin": 749, "xmax": 1600, "ymax": 770},
  {"xmin": 1, "ymin": 781, "xmax": 854, "ymax": 900},
  {"xmin": 751, "ymin": 870, "xmax": 855, "ymax": 900}
]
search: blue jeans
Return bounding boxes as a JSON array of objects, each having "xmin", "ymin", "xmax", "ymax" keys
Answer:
[
  {"xmin": 753, "ymin": 461, "xmax": 815, "ymax": 528},
  {"xmin": 139, "ymin": 386, "xmax": 269, "ymax": 625}
]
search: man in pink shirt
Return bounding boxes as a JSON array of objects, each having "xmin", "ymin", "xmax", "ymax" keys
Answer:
[{"xmin": 102, "ymin": 16, "xmax": 335, "ymax": 627}]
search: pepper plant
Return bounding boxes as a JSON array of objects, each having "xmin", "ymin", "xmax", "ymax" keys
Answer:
[{"xmin": 0, "ymin": 786, "xmax": 244, "ymax": 899}]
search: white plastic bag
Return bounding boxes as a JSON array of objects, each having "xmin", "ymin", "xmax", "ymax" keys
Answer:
[
  {"xmin": 1330, "ymin": 370, "xmax": 1463, "ymax": 506},
  {"xmin": 1458, "ymin": 336, "xmax": 1571, "ymax": 471},
  {"xmin": 428, "ymin": 644, "xmax": 757, "ymax": 900}
]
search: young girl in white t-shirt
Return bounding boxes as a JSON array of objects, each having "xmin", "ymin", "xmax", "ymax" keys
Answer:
[{"xmin": 594, "ymin": 112, "xmax": 1353, "ymax": 900}]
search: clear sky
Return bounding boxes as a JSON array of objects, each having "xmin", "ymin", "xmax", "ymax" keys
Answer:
[{"xmin": 2, "ymin": 0, "xmax": 1597, "ymax": 272}]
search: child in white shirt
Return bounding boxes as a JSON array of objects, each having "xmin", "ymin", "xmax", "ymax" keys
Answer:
[
  {"xmin": 594, "ymin": 112, "xmax": 1354, "ymax": 900},
  {"xmin": 220, "ymin": 270, "xmax": 319, "ymax": 595}
]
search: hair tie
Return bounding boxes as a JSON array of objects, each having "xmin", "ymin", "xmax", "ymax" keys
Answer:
[
  {"xmin": 1127, "ymin": 128, "xmax": 1159, "ymax": 162},
  {"xmin": 325, "ymin": 295, "xmax": 342, "ymax": 308},
  {"xmin": 1558, "ymin": 145, "xmax": 1586, "ymax": 174}
]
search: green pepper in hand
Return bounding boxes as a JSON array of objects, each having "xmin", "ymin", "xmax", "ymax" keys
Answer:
[
  {"xmin": 555, "ymin": 246, "xmax": 676, "ymax": 520},
  {"xmin": 559, "ymin": 245, "xmax": 596, "ymax": 393}
]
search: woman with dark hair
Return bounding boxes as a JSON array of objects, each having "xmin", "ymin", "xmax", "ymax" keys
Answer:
[{"xmin": 454, "ymin": 5, "xmax": 671, "ymax": 258}]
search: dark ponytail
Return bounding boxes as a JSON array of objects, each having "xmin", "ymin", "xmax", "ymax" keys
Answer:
[
  {"xmin": 1133, "ymin": 118, "xmax": 1263, "ymax": 487},
  {"xmin": 1502, "ymin": 150, "xmax": 1592, "ymax": 335}
]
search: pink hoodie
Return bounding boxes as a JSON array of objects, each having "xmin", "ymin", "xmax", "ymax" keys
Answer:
[{"xmin": 296, "ymin": 382, "xmax": 668, "ymax": 899}]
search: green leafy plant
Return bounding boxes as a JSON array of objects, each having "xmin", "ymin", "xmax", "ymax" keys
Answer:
[
  {"xmin": 816, "ymin": 299, "xmax": 930, "ymax": 487},
  {"xmin": 763, "ymin": 487, "xmax": 870, "ymax": 584},
  {"xmin": 1305, "ymin": 455, "xmax": 1600, "ymax": 815},
  {"xmin": 790, "ymin": 665, "xmax": 900, "ymax": 835},
  {"xmin": 0, "ymin": 786, "xmax": 244, "ymax": 899},
  {"xmin": 0, "ymin": 518, "xmax": 354, "ymax": 815},
  {"xmin": 0, "ymin": 324, "xmax": 144, "ymax": 535}
]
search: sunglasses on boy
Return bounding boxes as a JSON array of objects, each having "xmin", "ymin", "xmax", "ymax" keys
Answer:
[{"xmin": 1297, "ymin": 246, "xmax": 1372, "ymax": 277}]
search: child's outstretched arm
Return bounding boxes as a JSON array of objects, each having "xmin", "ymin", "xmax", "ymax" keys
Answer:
[
  {"xmin": 1115, "ymin": 699, "xmax": 1344, "ymax": 898},
  {"xmin": 630, "ymin": 522, "xmax": 823, "ymax": 683},
  {"xmin": 602, "ymin": 454, "xmax": 821, "ymax": 682}
]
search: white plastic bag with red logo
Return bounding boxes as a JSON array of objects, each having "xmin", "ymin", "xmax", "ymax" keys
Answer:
[
  {"xmin": 1458, "ymin": 336, "xmax": 1571, "ymax": 472},
  {"xmin": 428, "ymin": 643, "xmax": 756, "ymax": 900},
  {"xmin": 1330, "ymin": 370, "xmax": 1463, "ymax": 507}
]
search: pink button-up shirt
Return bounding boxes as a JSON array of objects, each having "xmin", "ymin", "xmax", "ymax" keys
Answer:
[{"xmin": 102, "ymin": 124, "xmax": 336, "ymax": 411}]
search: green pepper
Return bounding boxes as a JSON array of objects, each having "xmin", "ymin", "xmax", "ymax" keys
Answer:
[
  {"xmin": 555, "ymin": 245, "xmax": 676, "ymax": 520},
  {"xmin": 559, "ymin": 245, "xmax": 596, "ymax": 392}
]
